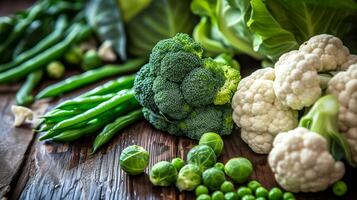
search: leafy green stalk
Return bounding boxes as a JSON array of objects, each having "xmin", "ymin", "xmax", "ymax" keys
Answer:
[{"xmin": 299, "ymin": 95, "xmax": 354, "ymax": 166}]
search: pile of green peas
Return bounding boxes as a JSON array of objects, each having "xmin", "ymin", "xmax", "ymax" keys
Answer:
[{"xmin": 195, "ymin": 179, "xmax": 295, "ymax": 200}]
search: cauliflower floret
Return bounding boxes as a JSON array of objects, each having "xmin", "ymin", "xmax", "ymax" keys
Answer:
[
  {"xmin": 341, "ymin": 54, "xmax": 357, "ymax": 70},
  {"xmin": 273, "ymin": 51, "xmax": 322, "ymax": 110},
  {"xmin": 299, "ymin": 34, "xmax": 350, "ymax": 71},
  {"xmin": 11, "ymin": 105, "xmax": 33, "ymax": 127},
  {"xmin": 344, "ymin": 127, "xmax": 357, "ymax": 165},
  {"xmin": 327, "ymin": 64, "xmax": 357, "ymax": 130},
  {"xmin": 232, "ymin": 68, "xmax": 298, "ymax": 154},
  {"xmin": 268, "ymin": 127, "xmax": 345, "ymax": 192}
]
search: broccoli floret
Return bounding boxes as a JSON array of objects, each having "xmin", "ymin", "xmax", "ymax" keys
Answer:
[
  {"xmin": 181, "ymin": 68, "xmax": 220, "ymax": 107},
  {"xmin": 160, "ymin": 51, "xmax": 202, "ymax": 82},
  {"xmin": 134, "ymin": 33, "xmax": 240, "ymax": 139},
  {"xmin": 134, "ymin": 64, "xmax": 158, "ymax": 112}
]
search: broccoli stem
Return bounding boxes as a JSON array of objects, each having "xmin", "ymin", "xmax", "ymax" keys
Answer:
[{"xmin": 299, "ymin": 95, "xmax": 354, "ymax": 166}]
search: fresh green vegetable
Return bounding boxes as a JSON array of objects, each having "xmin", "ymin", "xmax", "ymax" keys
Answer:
[
  {"xmin": 92, "ymin": 109, "xmax": 143, "ymax": 153},
  {"xmin": 199, "ymin": 132, "xmax": 224, "ymax": 156},
  {"xmin": 195, "ymin": 185, "xmax": 209, "ymax": 196},
  {"xmin": 117, "ymin": 0, "xmax": 151, "ymax": 22},
  {"xmin": 81, "ymin": 49, "xmax": 102, "ymax": 71},
  {"xmin": 196, "ymin": 194, "xmax": 211, "ymax": 200},
  {"xmin": 202, "ymin": 167, "xmax": 226, "ymax": 190},
  {"xmin": 16, "ymin": 70, "xmax": 43, "ymax": 106},
  {"xmin": 214, "ymin": 162, "xmax": 224, "ymax": 171},
  {"xmin": 149, "ymin": 161, "xmax": 178, "ymax": 186},
  {"xmin": 255, "ymin": 187, "xmax": 268, "ymax": 198},
  {"xmin": 79, "ymin": 75, "xmax": 136, "ymax": 98},
  {"xmin": 282, "ymin": 192, "xmax": 294, "ymax": 200},
  {"xmin": 211, "ymin": 191, "xmax": 224, "ymax": 200},
  {"xmin": 134, "ymin": 33, "xmax": 240, "ymax": 139},
  {"xmin": 248, "ymin": 180, "xmax": 261, "ymax": 192},
  {"xmin": 256, "ymin": 197, "xmax": 266, "ymax": 200},
  {"xmin": 119, "ymin": 145, "xmax": 149, "ymax": 175},
  {"xmin": 46, "ymin": 61, "xmax": 65, "ymax": 79},
  {"xmin": 176, "ymin": 164, "xmax": 202, "ymax": 191},
  {"xmin": 37, "ymin": 59, "xmax": 145, "ymax": 99},
  {"xmin": 171, "ymin": 157, "xmax": 185, "ymax": 171},
  {"xmin": 241, "ymin": 195, "xmax": 256, "ymax": 200},
  {"xmin": 0, "ymin": 16, "xmax": 14, "ymax": 42},
  {"xmin": 224, "ymin": 192, "xmax": 238, "ymax": 200},
  {"xmin": 125, "ymin": 0, "xmax": 198, "ymax": 57},
  {"xmin": 86, "ymin": 0, "xmax": 126, "ymax": 60},
  {"xmin": 55, "ymin": 93, "xmax": 116, "ymax": 111},
  {"xmin": 0, "ymin": 24, "xmax": 90, "ymax": 83},
  {"xmin": 332, "ymin": 181, "xmax": 347, "ymax": 196},
  {"xmin": 224, "ymin": 157, "xmax": 253, "ymax": 183},
  {"xmin": 64, "ymin": 46, "xmax": 83, "ymax": 65},
  {"xmin": 268, "ymin": 188, "xmax": 283, "ymax": 200},
  {"xmin": 220, "ymin": 181, "xmax": 234, "ymax": 193},
  {"xmin": 187, "ymin": 145, "xmax": 216, "ymax": 171},
  {"xmin": 237, "ymin": 187, "xmax": 252, "ymax": 198}
]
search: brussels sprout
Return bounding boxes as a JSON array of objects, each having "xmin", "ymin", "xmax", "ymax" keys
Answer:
[
  {"xmin": 220, "ymin": 181, "xmax": 235, "ymax": 193},
  {"xmin": 211, "ymin": 191, "xmax": 225, "ymax": 200},
  {"xmin": 248, "ymin": 180, "xmax": 261, "ymax": 192},
  {"xmin": 255, "ymin": 186, "xmax": 269, "ymax": 198},
  {"xmin": 224, "ymin": 157, "xmax": 253, "ymax": 183},
  {"xmin": 197, "ymin": 194, "xmax": 211, "ymax": 200},
  {"xmin": 64, "ymin": 46, "xmax": 83, "ymax": 65},
  {"xmin": 268, "ymin": 187, "xmax": 283, "ymax": 200},
  {"xmin": 202, "ymin": 167, "xmax": 226, "ymax": 190},
  {"xmin": 119, "ymin": 145, "xmax": 149, "ymax": 175},
  {"xmin": 283, "ymin": 192, "xmax": 295, "ymax": 199},
  {"xmin": 171, "ymin": 157, "xmax": 185, "ymax": 171},
  {"xmin": 81, "ymin": 49, "xmax": 102, "ymax": 70},
  {"xmin": 176, "ymin": 164, "xmax": 202, "ymax": 191},
  {"xmin": 237, "ymin": 186, "xmax": 252, "ymax": 197},
  {"xmin": 187, "ymin": 145, "xmax": 216, "ymax": 171},
  {"xmin": 46, "ymin": 61, "xmax": 65, "ymax": 79},
  {"xmin": 199, "ymin": 132, "xmax": 224, "ymax": 156},
  {"xmin": 195, "ymin": 185, "xmax": 209, "ymax": 196},
  {"xmin": 149, "ymin": 161, "xmax": 177, "ymax": 186},
  {"xmin": 214, "ymin": 162, "xmax": 225, "ymax": 171},
  {"xmin": 224, "ymin": 192, "xmax": 238, "ymax": 200},
  {"xmin": 241, "ymin": 195, "xmax": 255, "ymax": 200}
]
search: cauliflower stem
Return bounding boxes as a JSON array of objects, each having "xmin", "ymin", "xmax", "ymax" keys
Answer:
[{"xmin": 299, "ymin": 95, "xmax": 354, "ymax": 166}]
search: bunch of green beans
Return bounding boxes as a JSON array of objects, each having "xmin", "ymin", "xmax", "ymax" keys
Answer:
[{"xmin": 38, "ymin": 80, "xmax": 143, "ymax": 153}]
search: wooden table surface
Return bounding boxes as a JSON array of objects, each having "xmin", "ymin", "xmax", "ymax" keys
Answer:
[{"xmin": 0, "ymin": 1, "xmax": 356, "ymax": 200}]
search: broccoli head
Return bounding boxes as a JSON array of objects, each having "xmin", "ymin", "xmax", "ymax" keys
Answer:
[{"xmin": 134, "ymin": 33, "xmax": 240, "ymax": 139}]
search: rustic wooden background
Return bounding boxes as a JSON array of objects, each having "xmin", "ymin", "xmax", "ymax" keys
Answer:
[{"xmin": 0, "ymin": 1, "xmax": 356, "ymax": 200}]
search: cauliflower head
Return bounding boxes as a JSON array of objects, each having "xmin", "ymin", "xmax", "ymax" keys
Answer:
[
  {"xmin": 327, "ymin": 64, "xmax": 357, "ymax": 164},
  {"xmin": 134, "ymin": 33, "xmax": 240, "ymax": 139},
  {"xmin": 299, "ymin": 34, "xmax": 350, "ymax": 71},
  {"xmin": 232, "ymin": 68, "xmax": 298, "ymax": 154},
  {"xmin": 273, "ymin": 50, "xmax": 322, "ymax": 110},
  {"xmin": 268, "ymin": 127, "xmax": 345, "ymax": 192},
  {"xmin": 341, "ymin": 54, "xmax": 357, "ymax": 70}
]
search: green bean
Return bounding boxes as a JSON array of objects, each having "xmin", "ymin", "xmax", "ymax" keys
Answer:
[
  {"xmin": 36, "ymin": 59, "xmax": 145, "ymax": 99},
  {"xmin": 92, "ymin": 109, "xmax": 143, "ymax": 153},
  {"xmin": 40, "ymin": 91, "xmax": 135, "ymax": 139},
  {"xmin": 0, "ymin": 24, "xmax": 90, "ymax": 83},
  {"xmin": 56, "ymin": 93, "xmax": 116, "ymax": 110},
  {"xmin": 52, "ymin": 99, "xmax": 140, "ymax": 142},
  {"xmin": 42, "ymin": 109, "xmax": 83, "ymax": 123},
  {"xmin": 79, "ymin": 75, "xmax": 136, "ymax": 98},
  {"xmin": 16, "ymin": 70, "xmax": 43, "ymax": 106},
  {"xmin": 0, "ymin": 16, "xmax": 68, "ymax": 72}
]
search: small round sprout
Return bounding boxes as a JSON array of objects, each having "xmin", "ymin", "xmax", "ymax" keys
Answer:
[
  {"xmin": 214, "ymin": 162, "xmax": 225, "ymax": 171},
  {"xmin": 176, "ymin": 164, "xmax": 202, "ymax": 191},
  {"xmin": 149, "ymin": 161, "xmax": 177, "ymax": 186},
  {"xmin": 220, "ymin": 181, "xmax": 235, "ymax": 193},
  {"xmin": 46, "ymin": 61, "xmax": 65, "ymax": 79},
  {"xmin": 283, "ymin": 192, "xmax": 295, "ymax": 200},
  {"xmin": 199, "ymin": 132, "xmax": 224, "ymax": 156},
  {"xmin": 237, "ymin": 186, "xmax": 252, "ymax": 198},
  {"xmin": 81, "ymin": 49, "xmax": 102, "ymax": 70},
  {"xmin": 195, "ymin": 185, "xmax": 209, "ymax": 196},
  {"xmin": 119, "ymin": 145, "xmax": 149, "ymax": 175},
  {"xmin": 256, "ymin": 197, "xmax": 267, "ymax": 200},
  {"xmin": 255, "ymin": 186, "xmax": 269, "ymax": 198},
  {"xmin": 268, "ymin": 187, "xmax": 283, "ymax": 200},
  {"xmin": 211, "ymin": 191, "xmax": 225, "ymax": 200},
  {"xmin": 332, "ymin": 181, "xmax": 347, "ymax": 196},
  {"xmin": 187, "ymin": 145, "xmax": 216, "ymax": 171},
  {"xmin": 202, "ymin": 167, "xmax": 226, "ymax": 190},
  {"xmin": 224, "ymin": 157, "xmax": 253, "ymax": 183},
  {"xmin": 196, "ymin": 194, "xmax": 211, "ymax": 200},
  {"xmin": 224, "ymin": 192, "xmax": 238, "ymax": 200},
  {"xmin": 241, "ymin": 195, "xmax": 255, "ymax": 200},
  {"xmin": 171, "ymin": 157, "xmax": 185, "ymax": 171},
  {"xmin": 248, "ymin": 180, "xmax": 261, "ymax": 192}
]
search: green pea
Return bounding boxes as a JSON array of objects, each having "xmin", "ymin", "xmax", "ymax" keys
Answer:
[
  {"xmin": 195, "ymin": 185, "xmax": 209, "ymax": 196},
  {"xmin": 220, "ymin": 181, "xmax": 235, "ymax": 193},
  {"xmin": 242, "ymin": 195, "xmax": 256, "ymax": 200},
  {"xmin": 197, "ymin": 194, "xmax": 211, "ymax": 200},
  {"xmin": 224, "ymin": 192, "xmax": 238, "ymax": 200},
  {"xmin": 214, "ymin": 162, "xmax": 225, "ymax": 171},
  {"xmin": 211, "ymin": 191, "xmax": 224, "ymax": 200},
  {"xmin": 248, "ymin": 180, "xmax": 261, "ymax": 192},
  {"xmin": 172, "ymin": 157, "xmax": 185, "ymax": 171},
  {"xmin": 268, "ymin": 187, "xmax": 283, "ymax": 200},
  {"xmin": 255, "ymin": 187, "xmax": 269, "ymax": 197},
  {"xmin": 256, "ymin": 197, "xmax": 266, "ymax": 200},
  {"xmin": 237, "ymin": 187, "xmax": 252, "ymax": 197},
  {"xmin": 283, "ymin": 192, "xmax": 295, "ymax": 200},
  {"xmin": 332, "ymin": 181, "xmax": 347, "ymax": 196}
]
